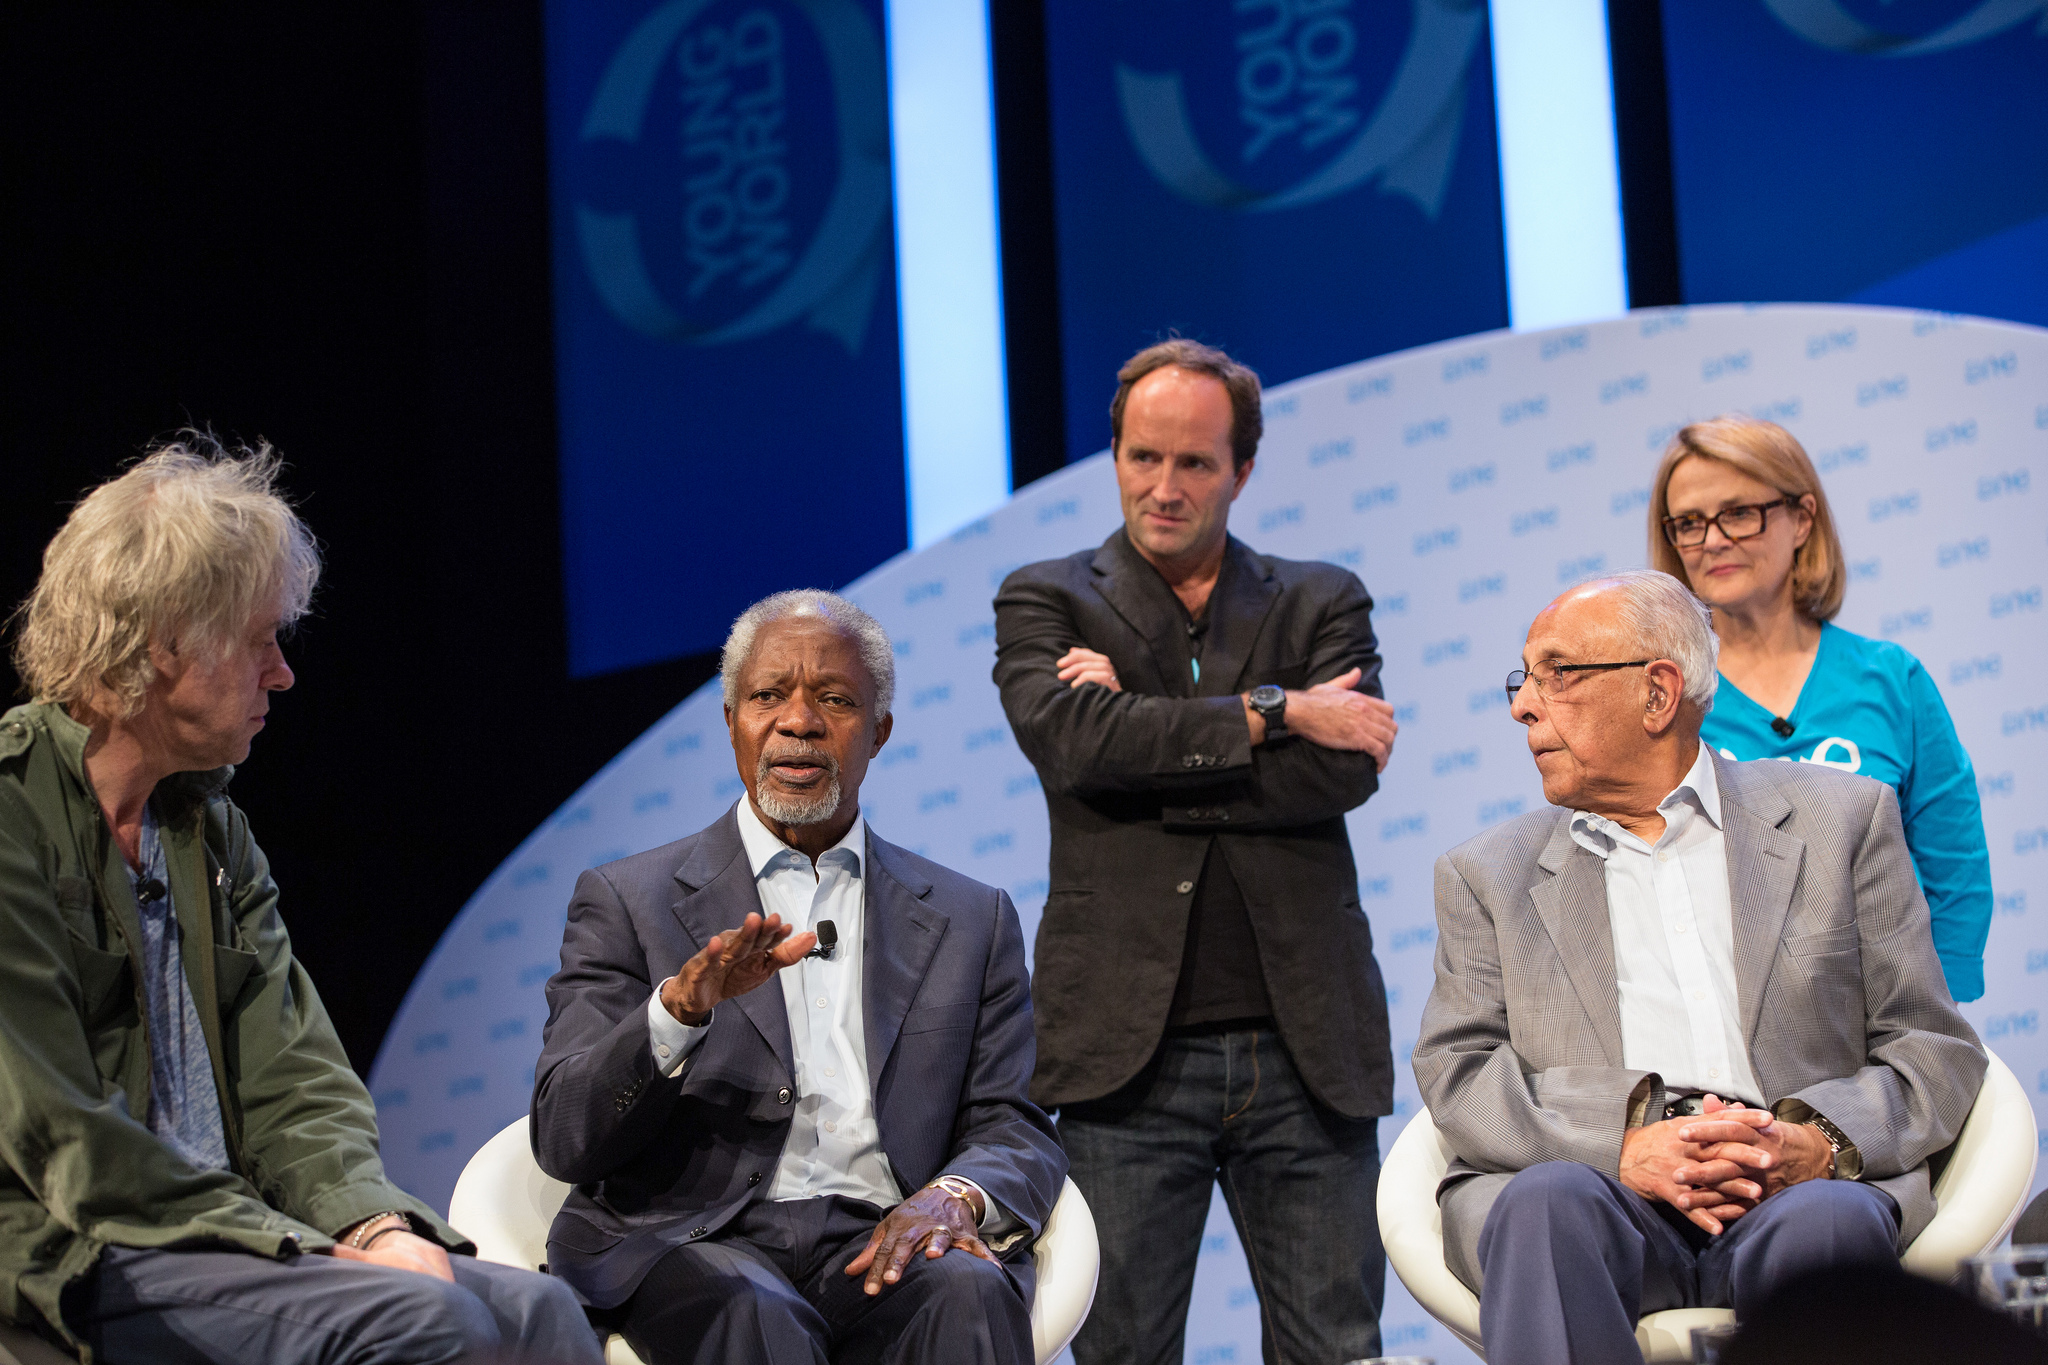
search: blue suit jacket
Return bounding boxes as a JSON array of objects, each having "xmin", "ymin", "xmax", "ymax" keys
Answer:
[{"xmin": 531, "ymin": 806, "xmax": 1067, "ymax": 1308}]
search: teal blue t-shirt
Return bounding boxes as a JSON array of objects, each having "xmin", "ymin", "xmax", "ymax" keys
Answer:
[{"xmin": 1700, "ymin": 622, "xmax": 1993, "ymax": 1001}]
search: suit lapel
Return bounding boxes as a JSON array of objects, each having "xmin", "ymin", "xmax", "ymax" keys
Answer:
[
  {"xmin": 672, "ymin": 808, "xmax": 793, "ymax": 1073},
  {"xmin": 1090, "ymin": 531, "xmax": 1189, "ymax": 695},
  {"xmin": 862, "ymin": 833, "xmax": 946, "ymax": 1083},
  {"xmin": 1530, "ymin": 813, "xmax": 1626, "ymax": 1065},
  {"xmin": 1197, "ymin": 538, "xmax": 1281, "ymax": 697},
  {"xmin": 1715, "ymin": 757, "xmax": 1802, "ymax": 1050}
]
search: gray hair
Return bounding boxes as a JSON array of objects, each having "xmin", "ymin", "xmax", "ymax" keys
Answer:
[
  {"xmin": 720, "ymin": 590, "xmax": 895, "ymax": 716},
  {"xmin": 11, "ymin": 434, "xmax": 320, "ymax": 718},
  {"xmin": 1577, "ymin": 569, "xmax": 1719, "ymax": 714}
]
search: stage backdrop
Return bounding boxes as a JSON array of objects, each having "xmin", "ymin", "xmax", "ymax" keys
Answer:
[
  {"xmin": 1662, "ymin": 0, "xmax": 2048, "ymax": 329},
  {"xmin": 372, "ymin": 303, "xmax": 2046, "ymax": 1365},
  {"xmin": 1040, "ymin": 0, "xmax": 1511, "ymax": 463},
  {"xmin": 545, "ymin": 0, "xmax": 911, "ymax": 676}
]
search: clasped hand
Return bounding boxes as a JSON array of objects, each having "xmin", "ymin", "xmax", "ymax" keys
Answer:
[
  {"xmin": 844, "ymin": 1185, "xmax": 994, "ymax": 1296},
  {"xmin": 1618, "ymin": 1096, "xmax": 1833, "ymax": 1235},
  {"xmin": 661, "ymin": 912, "xmax": 817, "ymax": 1025}
]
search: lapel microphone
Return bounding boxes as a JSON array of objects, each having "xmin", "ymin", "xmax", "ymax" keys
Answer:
[
  {"xmin": 806, "ymin": 919, "xmax": 838, "ymax": 961},
  {"xmin": 138, "ymin": 878, "xmax": 167, "ymax": 903}
]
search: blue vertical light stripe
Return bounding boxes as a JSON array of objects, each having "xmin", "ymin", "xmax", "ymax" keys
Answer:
[
  {"xmin": 886, "ymin": 0, "xmax": 1013, "ymax": 547},
  {"xmin": 1487, "ymin": 0, "xmax": 1629, "ymax": 330}
]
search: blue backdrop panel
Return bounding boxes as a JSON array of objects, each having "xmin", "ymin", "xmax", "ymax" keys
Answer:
[
  {"xmin": 546, "ymin": 0, "xmax": 909, "ymax": 676},
  {"xmin": 1662, "ymin": 0, "xmax": 2048, "ymax": 328},
  {"xmin": 374, "ymin": 305, "xmax": 2047, "ymax": 1365},
  {"xmin": 1040, "ymin": 0, "xmax": 1511, "ymax": 463}
]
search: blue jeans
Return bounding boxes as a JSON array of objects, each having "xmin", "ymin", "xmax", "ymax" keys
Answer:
[
  {"xmin": 1058, "ymin": 1027, "xmax": 1384, "ymax": 1365},
  {"xmin": 67, "ymin": 1245, "xmax": 602, "ymax": 1364}
]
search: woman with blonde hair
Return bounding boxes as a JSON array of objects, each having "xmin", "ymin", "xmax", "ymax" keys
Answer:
[{"xmin": 1649, "ymin": 415, "xmax": 1992, "ymax": 1001}]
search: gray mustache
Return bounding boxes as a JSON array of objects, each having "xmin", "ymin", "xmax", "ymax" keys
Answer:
[{"xmin": 759, "ymin": 744, "xmax": 839, "ymax": 776}]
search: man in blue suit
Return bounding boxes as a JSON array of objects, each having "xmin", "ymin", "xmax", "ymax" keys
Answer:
[{"xmin": 532, "ymin": 590, "xmax": 1067, "ymax": 1365}]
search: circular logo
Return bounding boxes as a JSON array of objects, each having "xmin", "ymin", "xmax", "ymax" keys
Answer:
[
  {"xmin": 573, "ymin": 0, "xmax": 892, "ymax": 351},
  {"xmin": 1760, "ymin": 0, "xmax": 2048, "ymax": 55},
  {"xmin": 1115, "ymin": 0, "xmax": 1488, "ymax": 217}
]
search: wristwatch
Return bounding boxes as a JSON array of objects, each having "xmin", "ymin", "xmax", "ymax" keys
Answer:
[{"xmin": 1248, "ymin": 684, "xmax": 1288, "ymax": 740}]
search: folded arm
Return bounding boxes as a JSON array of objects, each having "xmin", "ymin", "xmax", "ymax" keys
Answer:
[{"xmin": 993, "ymin": 571, "xmax": 1388, "ymax": 827}]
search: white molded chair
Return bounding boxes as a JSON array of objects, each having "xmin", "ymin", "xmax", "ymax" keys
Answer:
[
  {"xmin": 449, "ymin": 1118, "xmax": 1099, "ymax": 1365},
  {"xmin": 1378, "ymin": 1046, "xmax": 2039, "ymax": 1362}
]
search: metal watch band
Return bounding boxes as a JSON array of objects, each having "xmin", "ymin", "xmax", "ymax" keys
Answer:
[{"xmin": 1808, "ymin": 1114, "xmax": 1853, "ymax": 1178}]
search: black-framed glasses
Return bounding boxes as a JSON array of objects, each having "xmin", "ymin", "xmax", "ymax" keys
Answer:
[
  {"xmin": 1660, "ymin": 497, "xmax": 1793, "ymax": 548},
  {"xmin": 1505, "ymin": 661, "xmax": 1651, "ymax": 703}
]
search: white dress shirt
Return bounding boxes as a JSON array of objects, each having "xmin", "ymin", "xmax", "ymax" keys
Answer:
[
  {"xmin": 1569, "ymin": 742, "xmax": 1764, "ymax": 1106},
  {"xmin": 647, "ymin": 802, "xmax": 1007, "ymax": 1229}
]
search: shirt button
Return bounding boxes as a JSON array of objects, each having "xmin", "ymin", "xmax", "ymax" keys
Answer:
[
  {"xmin": 1177, "ymin": 881, "xmax": 1195, "ymax": 894},
  {"xmin": 825, "ymin": 1120, "xmax": 838, "ymax": 1133},
  {"xmin": 1709, "ymin": 1068, "xmax": 1720, "ymax": 1079},
  {"xmin": 1692, "ymin": 991, "xmax": 1705, "ymax": 1001},
  {"xmin": 816, "ymin": 997, "xmax": 828, "ymax": 1009},
  {"xmin": 1675, "ymin": 924, "xmax": 1689, "ymax": 935},
  {"xmin": 658, "ymin": 1045, "xmax": 672, "ymax": 1057},
  {"xmin": 1658, "ymin": 851, "xmax": 1672, "ymax": 863},
  {"xmin": 824, "ymin": 1067, "xmax": 837, "ymax": 1078}
]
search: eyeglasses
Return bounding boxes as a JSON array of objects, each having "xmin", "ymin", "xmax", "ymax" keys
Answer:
[
  {"xmin": 1505, "ymin": 661, "xmax": 1650, "ymax": 703},
  {"xmin": 1660, "ymin": 497, "xmax": 1793, "ymax": 548}
]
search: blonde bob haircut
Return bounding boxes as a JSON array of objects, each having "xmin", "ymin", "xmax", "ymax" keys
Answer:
[
  {"xmin": 11, "ymin": 436, "xmax": 321, "ymax": 718},
  {"xmin": 1647, "ymin": 415, "xmax": 1846, "ymax": 622}
]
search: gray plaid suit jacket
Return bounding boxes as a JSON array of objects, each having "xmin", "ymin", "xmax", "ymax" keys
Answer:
[{"xmin": 1414, "ymin": 749, "xmax": 1984, "ymax": 1264}]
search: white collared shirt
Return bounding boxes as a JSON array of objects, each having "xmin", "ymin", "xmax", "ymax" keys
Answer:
[
  {"xmin": 1569, "ymin": 742, "xmax": 1764, "ymax": 1106},
  {"xmin": 647, "ymin": 803, "xmax": 1007, "ymax": 1230}
]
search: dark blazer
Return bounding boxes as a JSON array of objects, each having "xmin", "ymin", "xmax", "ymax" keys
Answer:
[
  {"xmin": 530, "ymin": 807, "xmax": 1067, "ymax": 1309},
  {"xmin": 994, "ymin": 528, "xmax": 1393, "ymax": 1118}
]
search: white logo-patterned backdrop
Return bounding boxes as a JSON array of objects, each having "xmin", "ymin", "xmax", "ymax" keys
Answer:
[{"xmin": 371, "ymin": 304, "xmax": 2047, "ymax": 1365}]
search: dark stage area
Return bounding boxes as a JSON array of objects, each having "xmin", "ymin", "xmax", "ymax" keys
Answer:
[{"xmin": 1, "ymin": 2, "xmax": 720, "ymax": 1072}]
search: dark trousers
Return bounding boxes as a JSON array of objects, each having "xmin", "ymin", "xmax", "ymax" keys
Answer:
[
  {"xmin": 1059, "ymin": 1028, "xmax": 1384, "ymax": 1365},
  {"xmin": 1471, "ymin": 1161, "xmax": 1900, "ymax": 1365},
  {"xmin": 67, "ymin": 1245, "xmax": 602, "ymax": 1365},
  {"xmin": 606, "ymin": 1196, "xmax": 1032, "ymax": 1365}
]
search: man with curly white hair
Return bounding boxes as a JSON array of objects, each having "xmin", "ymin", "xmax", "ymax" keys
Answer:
[{"xmin": 1, "ymin": 438, "xmax": 600, "ymax": 1364}]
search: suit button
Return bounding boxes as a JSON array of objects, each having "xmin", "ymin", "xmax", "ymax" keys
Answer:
[
  {"xmin": 777, "ymin": 1087, "xmax": 793, "ymax": 1104},
  {"xmin": 747, "ymin": 1172, "xmax": 762, "ymax": 1187},
  {"xmin": 1177, "ymin": 881, "xmax": 1194, "ymax": 894},
  {"xmin": 691, "ymin": 1226, "xmax": 709, "ymax": 1239}
]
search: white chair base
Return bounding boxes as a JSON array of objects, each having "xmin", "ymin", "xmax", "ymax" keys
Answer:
[
  {"xmin": 449, "ymin": 1117, "xmax": 1098, "ymax": 1365},
  {"xmin": 1378, "ymin": 1047, "xmax": 2039, "ymax": 1362}
]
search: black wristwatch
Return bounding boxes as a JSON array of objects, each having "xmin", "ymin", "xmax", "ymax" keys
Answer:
[{"xmin": 1249, "ymin": 684, "xmax": 1288, "ymax": 740}]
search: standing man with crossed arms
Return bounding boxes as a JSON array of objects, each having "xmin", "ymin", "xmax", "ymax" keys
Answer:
[{"xmin": 994, "ymin": 339, "xmax": 1400, "ymax": 1365}]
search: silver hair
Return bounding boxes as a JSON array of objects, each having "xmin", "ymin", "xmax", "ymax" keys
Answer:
[
  {"xmin": 720, "ymin": 589, "xmax": 895, "ymax": 716},
  {"xmin": 10, "ymin": 434, "xmax": 320, "ymax": 718},
  {"xmin": 1575, "ymin": 568, "xmax": 1719, "ymax": 714}
]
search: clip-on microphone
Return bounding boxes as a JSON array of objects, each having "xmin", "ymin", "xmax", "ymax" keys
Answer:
[{"xmin": 805, "ymin": 919, "xmax": 839, "ymax": 961}]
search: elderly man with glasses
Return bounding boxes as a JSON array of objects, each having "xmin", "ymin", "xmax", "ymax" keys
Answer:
[{"xmin": 1412, "ymin": 569, "xmax": 1984, "ymax": 1365}]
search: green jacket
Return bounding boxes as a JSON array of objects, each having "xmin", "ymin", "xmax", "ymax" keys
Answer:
[{"xmin": 0, "ymin": 702, "xmax": 464, "ymax": 1354}]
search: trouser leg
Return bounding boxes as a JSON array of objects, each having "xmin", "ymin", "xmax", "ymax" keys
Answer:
[
  {"xmin": 1698, "ymin": 1179, "xmax": 1900, "ymax": 1317},
  {"xmin": 805, "ymin": 1226, "xmax": 1033, "ymax": 1365},
  {"xmin": 1059, "ymin": 1038, "xmax": 1226, "ymax": 1365},
  {"xmin": 70, "ymin": 1246, "xmax": 506, "ymax": 1365},
  {"xmin": 447, "ymin": 1257, "xmax": 604, "ymax": 1364},
  {"xmin": 617, "ymin": 1236, "xmax": 828, "ymax": 1365},
  {"xmin": 1475, "ymin": 1162, "xmax": 1697, "ymax": 1365},
  {"xmin": 1215, "ymin": 1028, "xmax": 1383, "ymax": 1365}
]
